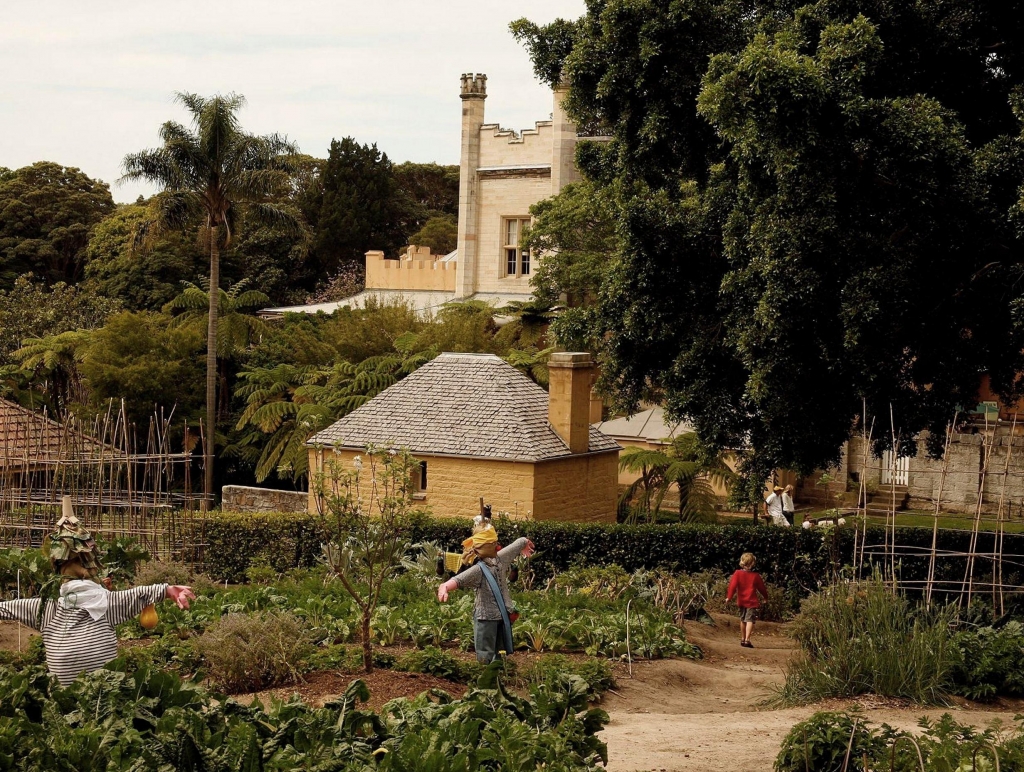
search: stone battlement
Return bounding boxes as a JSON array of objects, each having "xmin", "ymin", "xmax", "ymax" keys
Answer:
[
  {"xmin": 479, "ymin": 120, "xmax": 555, "ymax": 167},
  {"xmin": 365, "ymin": 249, "xmax": 457, "ymax": 292},
  {"xmin": 460, "ymin": 73, "xmax": 487, "ymax": 99}
]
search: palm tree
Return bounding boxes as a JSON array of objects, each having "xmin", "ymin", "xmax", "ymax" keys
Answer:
[
  {"xmin": 618, "ymin": 433, "xmax": 736, "ymax": 523},
  {"xmin": 121, "ymin": 93, "xmax": 301, "ymax": 504}
]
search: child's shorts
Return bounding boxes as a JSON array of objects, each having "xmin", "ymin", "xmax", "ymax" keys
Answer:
[{"xmin": 738, "ymin": 606, "xmax": 759, "ymax": 623}]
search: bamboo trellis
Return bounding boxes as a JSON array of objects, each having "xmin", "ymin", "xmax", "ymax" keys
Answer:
[{"xmin": 0, "ymin": 399, "xmax": 210, "ymax": 561}]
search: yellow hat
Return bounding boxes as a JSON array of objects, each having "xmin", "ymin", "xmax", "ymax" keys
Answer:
[
  {"xmin": 461, "ymin": 523, "xmax": 499, "ymax": 565},
  {"xmin": 773, "ymin": 485, "xmax": 784, "ymax": 492}
]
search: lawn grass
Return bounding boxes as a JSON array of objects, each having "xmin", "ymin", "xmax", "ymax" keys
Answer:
[{"xmin": 799, "ymin": 509, "xmax": 1024, "ymax": 533}]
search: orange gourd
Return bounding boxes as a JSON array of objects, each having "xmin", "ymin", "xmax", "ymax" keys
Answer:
[{"xmin": 139, "ymin": 604, "xmax": 158, "ymax": 630}]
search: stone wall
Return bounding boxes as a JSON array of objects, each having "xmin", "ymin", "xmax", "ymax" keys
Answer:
[
  {"xmin": 847, "ymin": 426, "xmax": 1024, "ymax": 515},
  {"xmin": 222, "ymin": 485, "xmax": 307, "ymax": 513},
  {"xmin": 532, "ymin": 452, "xmax": 619, "ymax": 523}
]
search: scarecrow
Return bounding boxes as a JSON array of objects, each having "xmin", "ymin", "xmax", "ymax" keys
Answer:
[
  {"xmin": 0, "ymin": 500, "xmax": 194, "ymax": 685},
  {"xmin": 436, "ymin": 507, "xmax": 534, "ymax": 663}
]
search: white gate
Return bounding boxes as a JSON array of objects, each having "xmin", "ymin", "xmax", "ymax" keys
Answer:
[{"xmin": 881, "ymin": 450, "xmax": 910, "ymax": 486}]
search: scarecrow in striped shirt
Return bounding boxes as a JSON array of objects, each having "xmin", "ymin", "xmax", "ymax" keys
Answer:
[{"xmin": 0, "ymin": 507, "xmax": 194, "ymax": 685}]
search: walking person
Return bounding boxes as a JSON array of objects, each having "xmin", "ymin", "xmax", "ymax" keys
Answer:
[
  {"xmin": 782, "ymin": 484, "xmax": 796, "ymax": 526},
  {"xmin": 763, "ymin": 485, "xmax": 789, "ymax": 527},
  {"xmin": 726, "ymin": 552, "xmax": 769, "ymax": 648},
  {"xmin": 436, "ymin": 512, "xmax": 534, "ymax": 663}
]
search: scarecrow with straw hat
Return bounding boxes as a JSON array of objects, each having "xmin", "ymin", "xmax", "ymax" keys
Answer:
[
  {"xmin": 0, "ymin": 498, "xmax": 195, "ymax": 685},
  {"xmin": 764, "ymin": 485, "xmax": 791, "ymax": 527},
  {"xmin": 437, "ymin": 505, "xmax": 534, "ymax": 663}
]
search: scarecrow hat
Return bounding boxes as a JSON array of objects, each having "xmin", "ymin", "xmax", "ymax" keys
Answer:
[{"xmin": 47, "ymin": 497, "xmax": 103, "ymax": 576}]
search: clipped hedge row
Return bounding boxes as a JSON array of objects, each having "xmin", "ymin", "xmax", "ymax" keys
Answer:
[{"xmin": 189, "ymin": 512, "xmax": 1024, "ymax": 594}]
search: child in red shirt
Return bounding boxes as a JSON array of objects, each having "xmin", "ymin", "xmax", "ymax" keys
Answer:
[{"xmin": 726, "ymin": 552, "xmax": 768, "ymax": 648}]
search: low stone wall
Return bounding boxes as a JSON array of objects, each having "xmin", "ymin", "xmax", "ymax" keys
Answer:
[{"xmin": 221, "ymin": 485, "xmax": 307, "ymax": 513}]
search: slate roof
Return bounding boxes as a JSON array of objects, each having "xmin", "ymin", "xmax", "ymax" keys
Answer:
[
  {"xmin": 308, "ymin": 353, "xmax": 619, "ymax": 462},
  {"xmin": 595, "ymin": 407, "xmax": 693, "ymax": 445}
]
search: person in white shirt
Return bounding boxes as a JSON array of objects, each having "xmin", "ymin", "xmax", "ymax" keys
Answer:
[
  {"xmin": 782, "ymin": 484, "xmax": 796, "ymax": 525},
  {"xmin": 763, "ymin": 485, "xmax": 790, "ymax": 527}
]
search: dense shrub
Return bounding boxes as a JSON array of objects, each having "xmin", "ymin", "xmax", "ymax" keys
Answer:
[
  {"xmin": 192, "ymin": 610, "xmax": 313, "ymax": 692},
  {"xmin": 190, "ymin": 512, "xmax": 1024, "ymax": 596},
  {"xmin": 133, "ymin": 560, "xmax": 218, "ymax": 596},
  {"xmin": 774, "ymin": 580, "xmax": 960, "ymax": 706}
]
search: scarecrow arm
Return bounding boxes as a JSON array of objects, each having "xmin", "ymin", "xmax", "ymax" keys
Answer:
[
  {"xmin": 0, "ymin": 598, "xmax": 43, "ymax": 630},
  {"xmin": 436, "ymin": 578, "xmax": 459, "ymax": 603},
  {"xmin": 496, "ymin": 538, "xmax": 530, "ymax": 570},
  {"xmin": 107, "ymin": 584, "xmax": 168, "ymax": 626}
]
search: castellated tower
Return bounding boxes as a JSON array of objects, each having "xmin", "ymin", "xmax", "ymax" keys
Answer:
[{"xmin": 455, "ymin": 74, "xmax": 487, "ymax": 298}]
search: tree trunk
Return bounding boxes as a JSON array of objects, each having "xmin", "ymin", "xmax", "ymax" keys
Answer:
[
  {"xmin": 362, "ymin": 609, "xmax": 373, "ymax": 673},
  {"xmin": 204, "ymin": 232, "xmax": 220, "ymax": 509}
]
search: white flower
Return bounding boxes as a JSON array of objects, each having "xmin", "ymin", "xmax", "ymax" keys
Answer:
[
  {"xmin": 802, "ymin": 520, "xmax": 813, "ymax": 529},
  {"xmin": 353, "ymin": 455, "xmax": 363, "ymax": 471},
  {"xmin": 837, "ymin": 518, "xmax": 846, "ymax": 526}
]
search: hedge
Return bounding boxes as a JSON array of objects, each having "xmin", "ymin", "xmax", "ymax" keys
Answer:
[{"xmin": 187, "ymin": 512, "xmax": 1024, "ymax": 597}]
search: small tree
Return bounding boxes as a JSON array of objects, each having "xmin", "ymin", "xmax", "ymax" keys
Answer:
[{"xmin": 313, "ymin": 446, "xmax": 419, "ymax": 672}]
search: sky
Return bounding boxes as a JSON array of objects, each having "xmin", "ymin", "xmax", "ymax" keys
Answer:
[{"xmin": 0, "ymin": 0, "xmax": 586, "ymax": 203}]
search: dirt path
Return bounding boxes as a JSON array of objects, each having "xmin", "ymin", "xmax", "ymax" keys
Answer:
[{"xmin": 601, "ymin": 614, "xmax": 1023, "ymax": 772}]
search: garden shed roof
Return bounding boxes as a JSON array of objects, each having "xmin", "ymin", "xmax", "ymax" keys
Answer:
[
  {"xmin": 308, "ymin": 353, "xmax": 619, "ymax": 462},
  {"xmin": 0, "ymin": 398, "xmax": 119, "ymax": 470},
  {"xmin": 595, "ymin": 407, "xmax": 693, "ymax": 445}
]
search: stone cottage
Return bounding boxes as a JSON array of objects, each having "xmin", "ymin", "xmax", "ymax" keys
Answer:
[{"xmin": 307, "ymin": 352, "xmax": 620, "ymax": 521}]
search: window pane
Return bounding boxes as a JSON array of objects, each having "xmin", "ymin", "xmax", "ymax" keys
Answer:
[
  {"xmin": 520, "ymin": 247, "xmax": 530, "ymax": 275},
  {"xmin": 506, "ymin": 248, "xmax": 518, "ymax": 276},
  {"xmin": 505, "ymin": 218, "xmax": 518, "ymax": 247}
]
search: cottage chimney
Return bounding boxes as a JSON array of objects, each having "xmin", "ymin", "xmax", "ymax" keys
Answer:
[{"xmin": 548, "ymin": 352, "xmax": 594, "ymax": 454}]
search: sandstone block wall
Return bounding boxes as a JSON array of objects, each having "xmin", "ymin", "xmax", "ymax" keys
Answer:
[
  {"xmin": 474, "ymin": 176, "xmax": 553, "ymax": 295},
  {"xmin": 309, "ymin": 448, "xmax": 619, "ymax": 522},
  {"xmin": 364, "ymin": 251, "xmax": 456, "ymax": 292},
  {"xmin": 532, "ymin": 452, "xmax": 619, "ymax": 523},
  {"xmin": 222, "ymin": 485, "xmax": 307, "ymax": 513}
]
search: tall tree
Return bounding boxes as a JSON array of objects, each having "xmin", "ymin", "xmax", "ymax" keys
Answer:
[
  {"xmin": 513, "ymin": 1, "xmax": 1024, "ymax": 501},
  {"xmin": 0, "ymin": 162, "xmax": 114, "ymax": 288},
  {"xmin": 121, "ymin": 92, "xmax": 301, "ymax": 504},
  {"xmin": 309, "ymin": 138, "xmax": 405, "ymax": 274}
]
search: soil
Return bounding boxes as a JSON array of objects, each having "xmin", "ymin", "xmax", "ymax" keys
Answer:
[
  {"xmin": 600, "ymin": 613, "xmax": 1024, "ymax": 772},
  {"xmin": 5, "ymin": 614, "xmax": 1023, "ymax": 771},
  {"xmin": 0, "ymin": 621, "xmax": 37, "ymax": 652}
]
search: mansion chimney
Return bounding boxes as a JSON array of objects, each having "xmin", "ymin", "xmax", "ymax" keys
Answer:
[
  {"xmin": 455, "ymin": 73, "xmax": 486, "ymax": 299},
  {"xmin": 548, "ymin": 352, "xmax": 594, "ymax": 454}
]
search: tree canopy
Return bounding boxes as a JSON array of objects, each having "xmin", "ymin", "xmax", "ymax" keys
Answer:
[
  {"xmin": 0, "ymin": 162, "xmax": 114, "ymax": 289},
  {"xmin": 513, "ymin": 1, "xmax": 1024, "ymax": 493}
]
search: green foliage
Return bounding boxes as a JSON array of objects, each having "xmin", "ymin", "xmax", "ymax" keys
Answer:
[
  {"xmin": 618, "ymin": 432, "xmax": 736, "ymax": 523},
  {"xmin": 521, "ymin": 655, "xmax": 614, "ymax": 702},
  {"xmin": 524, "ymin": 181, "xmax": 617, "ymax": 313},
  {"xmin": 0, "ymin": 162, "xmax": 115, "ymax": 289},
  {"xmin": 308, "ymin": 137, "xmax": 406, "ymax": 274},
  {"xmin": 407, "ymin": 214, "xmax": 457, "ymax": 255},
  {"xmin": 775, "ymin": 580, "xmax": 961, "ymax": 706},
  {"xmin": 392, "ymin": 161, "xmax": 460, "ymax": 237},
  {"xmin": 83, "ymin": 203, "xmax": 203, "ymax": 311},
  {"xmin": 77, "ymin": 311, "xmax": 205, "ymax": 424},
  {"xmin": 776, "ymin": 711, "xmax": 1024, "ymax": 772},
  {"xmin": 951, "ymin": 621, "xmax": 1024, "ymax": 700},
  {"xmin": 192, "ymin": 610, "xmax": 313, "ymax": 692},
  {"xmin": 233, "ymin": 345, "xmax": 434, "ymax": 482},
  {"xmin": 97, "ymin": 537, "xmax": 150, "ymax": 586},
  {"xmin": 0, "ymin": 275, "xmax": 121, "ymax": 367},
  {"xmin": 395, "ymin": 646, "xmax": 481, "ymax": 683},
  {"xmin": 0, "ymin": 662, "xmax": 610, "ymax": 771},
  {"xmin": 0, "ymin": 548, "xmax": 50, "ymax": 598},
  {"xmin": 514, "ymin": 1, "xmax": 1024, "ymax": 486}
]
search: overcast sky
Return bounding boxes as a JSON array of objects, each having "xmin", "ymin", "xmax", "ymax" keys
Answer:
[{"xmin": 0, "ymin": 0, "xmax": 585, "ymax": 203}]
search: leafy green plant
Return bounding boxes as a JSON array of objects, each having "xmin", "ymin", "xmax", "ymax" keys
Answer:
[
  {"xmin": 775, "ymin": 710, "xmax": 901, "ymax": 772},
  {"xmin": 951, "ymin": 621, "xmax": 1024, "ymax": 700},
  {"xmin": 521, "ymin": 655, "xmax": 615, "ymax": 702},
  {"xmin": 395, "ymin": 646, "xmax": 481, "ymax": 683}
]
